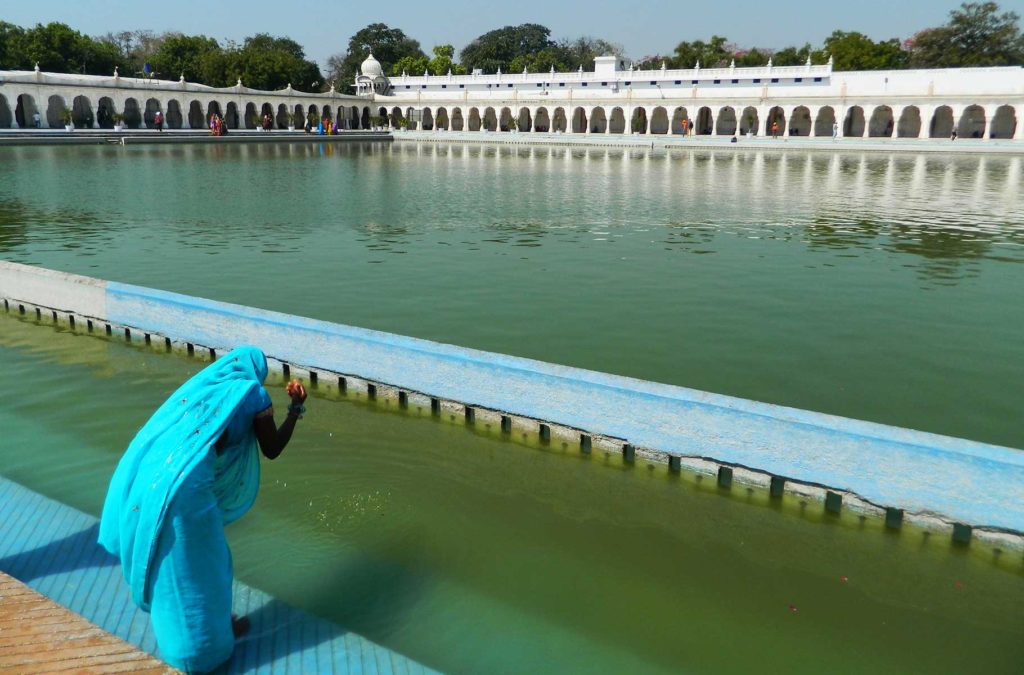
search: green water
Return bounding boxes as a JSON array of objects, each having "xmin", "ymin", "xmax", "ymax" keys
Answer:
[
  {"xmin": 1, "ymin": 312, "xmax": 1023, "ymax": 674},
  {"xmin": 1, "ymin": 143, "xmax": 1022, "ymax": 447}
]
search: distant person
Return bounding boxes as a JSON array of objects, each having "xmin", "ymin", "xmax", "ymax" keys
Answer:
[
  {"xmin": 951, "ymin": 128, "xmax": 957, "ymax": 141},
  {"xmin": 154, "ymin": 110, "xmax": 163, "ymax": 132},
  {"xmin": 99, "ymin": 347, "xmax": 308, "ymax": 673},
  {"xmin": 304, "ymin": 116, "xmax": 312, "ymax": 134},
  {"xmin": 32, "ymin": 110, "xmax": 40, "ymax": 128},
  {"xmin": 771, "ymin": 121, "xmax": 779, "ymax": 139},
  {"xmin": 832, "ymin": 122, "xmax": 839, "ymax": 141}
]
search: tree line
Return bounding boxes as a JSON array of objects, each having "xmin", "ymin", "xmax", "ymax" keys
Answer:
[{"xmin": 0, "ymin": 2, "xmax": 1020, "ymax": 94}]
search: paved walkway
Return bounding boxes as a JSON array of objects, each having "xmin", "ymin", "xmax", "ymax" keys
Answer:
[
  {"xmin": 0, "ymin": 476, "xmax": 437, "ymax": 674},
  {"xmin": 0, "ymin": 571, "xmax": 175, "ymax": 673}
]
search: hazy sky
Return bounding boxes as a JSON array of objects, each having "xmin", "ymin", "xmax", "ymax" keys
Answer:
[{"xmin": 4, "ymin": 0, "xmax": 1024, "ymax": 68}]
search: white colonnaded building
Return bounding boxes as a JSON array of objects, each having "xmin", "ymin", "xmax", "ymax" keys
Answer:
[
  {"xmin": 1, "ymin": 54, "xmax": 1020, "ymax": 141},
  {"xmin": 354, "ymin": 53, "xmax": 1023, "ymax": 140}
]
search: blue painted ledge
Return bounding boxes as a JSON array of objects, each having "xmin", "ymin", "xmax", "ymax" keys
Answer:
[
  {"xmin": 0, "ymin": 476, "xmax": 437, "ymax": 675},
  {"xmin": 102, "ymin": 281, "xmax": 1024, "ymax": 533},
  {"xmin": 1, "ymin": 261, "xmax": 1021, "ymax": 532}
]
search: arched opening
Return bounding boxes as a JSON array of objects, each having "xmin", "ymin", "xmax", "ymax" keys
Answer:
[
  {"xmin": 468, "ymin": 108, "xmax": 481, "ymax": 131},
  {"xmin": 307, "ymin": 105, "xmax": 319, "ymax": 127},
  {"xmin": 590, "ymin": 107, "xmax": 607, "ymax": 133},
  {"xmin": 0, "ymin": 95, "xmax": 11, "ymax": 129},
  {"xmin": 166, "ymin": 100, "xmax": 183, "ymax": 129},
  {"xmin": 868, "ymin": 106, "xmax": 894, "ymax": 137},
  {"xmin": 294, "ymin": 105, "xmax": 305, "ymax": 128},
  {"xmin": 957, "ymin": 105, "xmax": 986, "ymax": 139},
  {"xmin": 451, "ymin": 108, "xmax": 464, "ymax": 131},
  {"xmin": 843, "ymin": 106, "xmax": 865, "ymax": 137},
  {"xmin": 896, "ymin": 106, "xmax": 921, "ymax": 138},
  {"xmin": 143, "ymin": 98, "xmax": 161, "ymax": 129},
  {"xmin": 499, "ymin": 107, "xmax": 512, "ymax": 131},
  {"xmin": 930, "ymin": 106, "xmax": 954, "ymax": 138},
  {"xmin": 716, "ymin": 106, "xmax": 737, "ymax": 136},
  {"xmin": 71, "ymin": 95, "xmax": 93, "ymax": 128},
  {"xmin": 630, "ymin": 108, "xmax": 647, "ymax": 134},
  {"xmin": 46, "ymin": 95, "xmax": 66, "ymax": 128},
  {"xmin": 740, "ymin": 106, "xmax": 759, "ymax": 135},
  {"xmin": 276, "ymin": 104, "xmax": 289, "ymax": 129},
  {"xmin": 322, "ymin": 106, "xmax": 333, "ymax": 125},
  {"xmin": 123, "ymin": 98, "xmax": 143, "ymax": 129},
  {"xmin": 422, "ymin": 108, "xmax": 434, "ymax": 131},
  {"xmin": 552, "ymin": 107, "xmax": 567, "ymax": 133},
  {"xmin": 790, "ymin": 106, "xmax": 811, "ymax": 136},
  {"xmin": 436, "ymin": 107, "xmax": 449, "ymax": 130},
  {"xmin": 670, "ymin": 107, "xmax": 689, "ymax": 134},
  {"xmin": 344, "ymin": 106, "xmax": 356, "ymax": 129},
  {"xmin": 482, "ymin": 107, "xmax": 497, "ymax": 131},
  {"xmin": 572, "ymin": 107, "xmax": 587, "ymax": 133},
  {"xmin": 766, "ymin": 106, "xmax": 786, "ymax": 136},
  {"xmin": 518, "ymin": 107, "xmax": 532, "ymax": 132},
  {"xmin": 223, "ymin": 102, "xmax": 238, "ymax": 129},
  {"xmin": 188, "ymin": 101, "xmax": 204, "ymax": 129},
  {"xmin": 206, "ymin": 101, "xmax": 223, "ymax": 127},
  {"xmin": 96, "ymin": 97, "xmax": 115, "ymax": 128},
  {"xmin": 260, "ymin": 103, "xmax": 273, "ymax": 129},
  {"xmin": 609, "ymin": 107, "xmax": 626, "ymax": 133},
  {"xmin": 814, "ymin": 106, "xmax": 835, "ymax": 137},
  {"xmin": 389, "ymin": 106, "xmax": 401, "ymax": 128},
  {"xmin": 695, "ymin": 106, "xmax": 713, "ymax": 135},
  {"xmin": 403, "ymin": 107, "xmax": 416, "ymax": 130},
  {"xmin": 989, "ymin": 105, "xmax": 1017, "ymax": 139},
  {"xmin": 243, "ymin": 102, "xmax": 257, "ymax": 129},
  {"xmin": 361, "ymin": 107, "xmax": 370, "ymax": 129},
  {"xmin": 535, "ymin": 107, "xmax": 551, "ymax": 132},
  {"xmin": 650, "ymin": 107, "xmax": 668, "ymax": 134},
  {"xmin": 377, "ymin": 107, "xmax": 388, "ymax": 129},
  {"xmin": 15, "ymin": 94, "xmax": 37, "ymax": 128}
]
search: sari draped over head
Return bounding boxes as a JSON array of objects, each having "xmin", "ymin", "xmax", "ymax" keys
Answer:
[{"xmin": 98, "ymin": 346, "xmax": 269, "ymax": 612}]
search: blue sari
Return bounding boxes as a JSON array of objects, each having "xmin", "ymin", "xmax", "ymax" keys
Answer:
[{"xmin": 99, "ymin": 346, "xmax": 271, "ymax": 673}]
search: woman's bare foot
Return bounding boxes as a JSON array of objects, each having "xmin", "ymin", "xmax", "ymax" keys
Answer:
[{"xmin": 231, "ymin": 614, "xmax": 250, "ymax": 638}]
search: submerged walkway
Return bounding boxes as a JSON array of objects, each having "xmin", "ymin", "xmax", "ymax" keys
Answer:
[{"xmin": 0, "ymin": 476, "xmax": 436, "ymax": 674}]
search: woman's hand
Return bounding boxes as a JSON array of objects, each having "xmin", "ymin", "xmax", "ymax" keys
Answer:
[{"xmin": 286, "ymin": 379, "xmax": 307, "ymax": 404}]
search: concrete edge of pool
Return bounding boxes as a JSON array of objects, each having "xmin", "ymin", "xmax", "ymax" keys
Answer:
[
  {"xmin": 0, "ymin": 476, "xmax": 438, "ymax": 674},
  {"xmin": 2, "ymin": 260, "xmax": 1022, "ymax": 547},
  {"xmin": 0, "ymin": 129, "xmax": 392, "ymax": 147}
]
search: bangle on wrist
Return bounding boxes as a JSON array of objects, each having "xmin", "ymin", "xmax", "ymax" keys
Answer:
[{"xmin": 287, "ymin": 403, "xmax": 305, "ymax": 419}]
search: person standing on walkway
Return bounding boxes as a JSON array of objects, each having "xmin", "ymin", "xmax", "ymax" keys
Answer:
[
  {"xmin": 99, "ymin": 347, "xmax": 308, "ymax": 673},
  {"xmin": 771, "ymin": 120, "xmax": 779, "ymax": 139},
  {"xmin": 32, "ymin": 110, "xmax": 40, "ymax": 128},
  {"xmin": 154, "ymin": 110, "xmax": 163, "ymax": 132}
]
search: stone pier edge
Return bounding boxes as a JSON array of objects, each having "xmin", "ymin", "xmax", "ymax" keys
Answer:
[{"xmin": 2, "ymin": 260, "xmax": 1022, "ymax": 548}]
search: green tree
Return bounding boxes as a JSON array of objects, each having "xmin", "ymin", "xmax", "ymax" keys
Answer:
[
  {"xmin": 771, "ymin": 43, "xmax": 813, "ymax": 66},
  {"xmin": 150, "ymin": 33, "xmax": 221, "ymax": 83},
  {"xmin": 908, "ymin": 2, "xmax": 1023, "ymax": 67},
  {"xmin": 11, "ymin": 22, "xmax": 120, "ymax": 75},
  {"xmin": 427, "ymin": 44, "xmax": 466, "ymax": 75},
  {"xmin": 325, "ymin": 23, "xmax": 425, "ymax": 90},
  {"xmin": 557, "ymin": 36, "xmax": 623, "ymax": 71},
  {"xmin": 0, "ymin": 21, "xmax": 27, "ymax": 69},
  {"xmin": 392, "ymin": 54, "xmax": 430, "ymax": 76},
  {"xmin": 814, "ymin": 31, "xmax": 907, "ymax": 70},
  {"xmin": 460, "ymin": 23, "xmax": 554, "ymax": 73},
  {"xmin": 231, "ymin": 34, "xmax": 322, "ymax": 90},
  {"xmin": 670, "ymin": 35, "xmax": 732, "ymax": 68}
]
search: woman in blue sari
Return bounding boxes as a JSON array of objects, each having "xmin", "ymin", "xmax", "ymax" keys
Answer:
[{"xmin": 99, "ymin": 346, "xmax": 307, "ymax": 673}]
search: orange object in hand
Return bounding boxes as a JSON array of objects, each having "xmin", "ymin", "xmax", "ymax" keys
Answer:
[{"xmin": 286, "ymin": 379, "xmax": 301, "ymax": 397}]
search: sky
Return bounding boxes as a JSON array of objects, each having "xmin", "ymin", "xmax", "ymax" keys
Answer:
[{"xmin": 4, "ymin": 0, "xmax": 1024, "ymax": 69}]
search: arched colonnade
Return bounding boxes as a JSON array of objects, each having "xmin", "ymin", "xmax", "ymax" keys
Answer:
[
  {"xmin": 393, "ymin": 102, "xmax": 1022, "ymax": 140},
  {"xmin": 0, "ymin": 91, "xmax": 375, "ymax": 130}
]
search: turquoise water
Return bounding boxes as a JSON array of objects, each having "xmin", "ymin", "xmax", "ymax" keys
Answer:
[
  {"xmin": 0, "ymin": 143, "xmax": 1022, "ymax": 448},
  {"xmin": 2, "ymin": 312, "xmax": 1023, "ymax": 674}
]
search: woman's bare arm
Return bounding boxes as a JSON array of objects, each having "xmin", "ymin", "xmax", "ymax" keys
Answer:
[{"xmin": 254, "ymin": 382, "xmax": 307, "ymax": 460}]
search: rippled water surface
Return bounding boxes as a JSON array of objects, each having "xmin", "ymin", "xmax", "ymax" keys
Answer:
[
  {"xmin": 1, "ymin": 142, "xmax": 1023, "ymax": 446},
  {"xmin": 2, "ymin": 314, "xmax": 1023, "ymax": 674}
]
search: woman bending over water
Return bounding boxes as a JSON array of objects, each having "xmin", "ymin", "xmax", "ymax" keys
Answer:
[{"xmin": 99, "ymin": 346, "xmax": 307, "ymax": 673}]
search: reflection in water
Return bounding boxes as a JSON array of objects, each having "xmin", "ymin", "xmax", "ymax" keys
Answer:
[{"xmin": 1, "ymin": 143, "xmax": 1022, "ymax": 447}]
